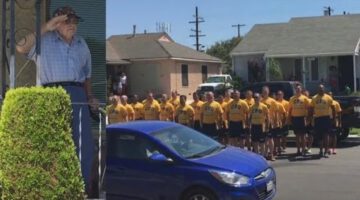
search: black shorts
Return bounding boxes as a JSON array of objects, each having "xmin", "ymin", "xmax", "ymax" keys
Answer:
[
  {"xmin": 306, "ymin": 124, "xmax": 313, "ymax": 135},
  {"xmin": 329, "ymin": 125, "xmax": 339, "ymax": 136},
  {"xmin": 202, "ymin": 123, "xmax": 218, "ymax": 138},
  {"xmin": 251, "ymin": 125, "xmax": 266, "ymax": 143},
  {"xmin": 268, "ymin": 127, "xmax": 282, "ymax": 138},
  {"xmin": 193, "ymin": 120, "xmax": 201, "ymax": 131},
  {"xmin": 281, "ymin": 125, "xmax": 289, "ymax": 136},
  {"xmin": 314, "ymin": 116, "xmax": 331, "ymax": 139},
  {"xmin": 292, "ymin": 117, "xmax": 306, "ymax": 133},
  {"xmin": 228, "ymin": 121, "xmax": 245, "ymax": 138}
]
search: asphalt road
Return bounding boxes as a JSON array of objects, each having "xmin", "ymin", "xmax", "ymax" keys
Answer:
[{"xmin": 272, "ymin": 137, "xmax": 360, "ymax": 200}]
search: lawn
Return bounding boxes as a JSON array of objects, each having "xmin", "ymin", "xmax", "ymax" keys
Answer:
[{"xmin": 350, "ymin": 128, "xmax": 360, "ymax": 136}]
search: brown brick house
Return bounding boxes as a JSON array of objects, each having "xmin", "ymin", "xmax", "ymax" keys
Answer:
[{"xmin": 107, "ymin": 32, "xmax": 222, "ymax": 99}]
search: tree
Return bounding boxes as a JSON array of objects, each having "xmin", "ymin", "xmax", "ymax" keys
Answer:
[
  {"xmin": 269, "ymin": 58, "xmax": 283, "ymax": 81},
  {"xmin": 206, "ymin": 37, "xmax": 241, "ymax": 74}
]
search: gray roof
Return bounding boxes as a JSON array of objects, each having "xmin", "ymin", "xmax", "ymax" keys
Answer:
[
  {"xmin": 106, "ymin": 41, "xmax": 130, "ymax": 64},
  {"xmin": 232, "ymin": 14, "xmax": 360, "ymax": 57},
  {"xmin": 231, "ymin": 23, "xmax": 287, "ymax": 55},
  {"xmin": 107, "ymin": 32, "xmax": 222, "ymax": 63}
]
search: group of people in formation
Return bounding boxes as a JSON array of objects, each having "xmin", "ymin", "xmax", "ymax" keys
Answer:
[{"xmin": 106, "ymin": 83, "xmax": 342, "ymax": 161}]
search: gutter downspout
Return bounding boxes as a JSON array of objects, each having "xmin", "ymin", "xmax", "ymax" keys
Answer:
[{"xmin": 302, "ymin": 57, "xmax": 306, "ymax": 89}]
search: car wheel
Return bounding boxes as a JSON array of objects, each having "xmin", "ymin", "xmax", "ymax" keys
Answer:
[{"xmin": 183, "ymin": 188, "xmax": 217, "ymax": 200}]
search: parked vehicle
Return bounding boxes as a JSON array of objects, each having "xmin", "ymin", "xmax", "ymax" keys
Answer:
[
  {"xmin": 105, "ymin": 121, "xmax": 276, "ymax": 200},
  {"xmin": 197, "ymin": 74, "xmax": 233, "ymax": 96},
  {"xmin": 333, "ymin": 95, "xmax": 360, "ymax": 140},
  {"xmin": 240, "ymin": 81, "xmax": 301, "ymax": 100}
]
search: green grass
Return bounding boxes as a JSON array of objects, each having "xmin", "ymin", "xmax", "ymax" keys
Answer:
[{"xmin": 350, "ymin": 128, "xmax": 360, "ymax": 136}]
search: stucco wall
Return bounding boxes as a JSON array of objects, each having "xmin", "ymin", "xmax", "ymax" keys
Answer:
[{"xmin": 172, "ymin": 61, "xmax": 221, "ymax": 99}]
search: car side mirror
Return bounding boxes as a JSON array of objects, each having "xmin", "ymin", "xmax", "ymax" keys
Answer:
[{"xmin": 149, "ymin": 153, "xmax": 173, "ymax": 162}]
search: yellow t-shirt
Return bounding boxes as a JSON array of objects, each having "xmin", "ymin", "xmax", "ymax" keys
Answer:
[
  {"xmin": 190, "ymin": 100, "xmax": 204, "ymax": 121},
  {"xmin": 143, "ymin": 100, "xmax": 161, "ymax": 120},
  {"xmin": 329, "ymin": 100, "xmax": 342, "ymax": 119},
  {"xmin": 224, "ymin": 97, "xmax": 233, "ymax": 104},
  {"xmin": 123, "ymin": 103, "xmax": 135, "ymax": 120},
  {"xmin": 169, "ymin": 97, "xmax": 180, "ymax": 108},
  {"xmin": 311, "ymin": 94, "xmax": 333, "ymax": 118},
  {"xmin": 176, "ymin": 104, "xmax": 195, "ymax": 125},
  {"xmin": 261, "ymin": 97, "xmax": 277, "ymax": 125},
  {"xmin": 226, "ymin": 99, "xmax": 249, "ymax": 122},
  {"xmin": 275, "ymin": 102, "xmax": 287, "ymax": 128},
  {"xmin": 278, "ymin": 99, "xmax": 289, "ymax": 113},
  {"xmin": 249, "ymin": 103, "xmax": 269, "ymax": 125},
  {"xmin": 220, "ymin": 101, "xmax": 228, "ymax": 121},
  {"xmin": 160, "ymin": 102, "xmax": 175, "ymax": 121},
  {"xmin": 245, "ymin": 98, "xmax": 255, "ymax": 107},
  {"xmin": 132, "ymin": 102, "xmax": 144, "ymax": 120},
  {"xmin": 106, "ymin": 104, "xmax": 128, "ymax": 124},
  {"xmin": 200, "ymin": 101, "xmax": 223, "ymax": 124},
  {"xmin": 288, "ymin": 95, "xmax": 310, "ymax": 117}
]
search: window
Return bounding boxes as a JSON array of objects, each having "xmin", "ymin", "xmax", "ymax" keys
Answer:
[
  {"xmin": 107, "ymin": 133, "xmax": 162, "ymax": 160},
  {"xmin": 311, "ymin": 58, "xmax": 319, "ymax": 81},
  {"xmin": 201, "ymin": 65, "xmax": 208, "ymax": 82},
  {"xmin": 181, "ymin": 64, "xmax": 188, "ymax": 86}
]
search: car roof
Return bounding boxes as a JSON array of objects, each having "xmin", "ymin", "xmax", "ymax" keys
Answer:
[{"xmin": 106, "ymin": 121, "xmax": 178, "ymax": 135}]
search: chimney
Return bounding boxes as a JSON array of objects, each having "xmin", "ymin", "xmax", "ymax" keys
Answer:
[{"xmin": 132, "ymin": 25, "xmax": 136, "ymax": 37}]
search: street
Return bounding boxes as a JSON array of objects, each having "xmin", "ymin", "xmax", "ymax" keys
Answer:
[{"xmin": 272, "ymin": 137, "xmax": 360, "ymax": 200}]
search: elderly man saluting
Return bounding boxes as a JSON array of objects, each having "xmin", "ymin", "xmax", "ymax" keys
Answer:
[{"xmin": 16, "ymin": 6, "xmax": 97, "ymax": 193}]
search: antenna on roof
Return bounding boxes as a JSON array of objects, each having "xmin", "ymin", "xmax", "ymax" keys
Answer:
[{"xmin": 156, "ymin": 22, "xmax": 171, "ymax": 34}]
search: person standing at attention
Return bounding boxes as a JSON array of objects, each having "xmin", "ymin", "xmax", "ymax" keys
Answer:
[
  {"xmin": 190, "ymin": 92, "xmax": 204, "ymax": 131},
  {"xmin": 16, "ymin": 6, "xmax": 98, "ymax": 192}
]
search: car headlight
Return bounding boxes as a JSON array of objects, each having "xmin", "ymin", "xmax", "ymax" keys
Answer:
[
  {"xmin": 255, "ymin": 168, "xmax": 273, "ymax": 180},
  {"xmin": 209, "ymin": 170, "xmax": 251, "ymax": 187}
]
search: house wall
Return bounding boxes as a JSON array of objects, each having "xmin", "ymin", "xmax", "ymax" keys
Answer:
[
  {"xmin": 232, "ymin": 54, "xmax": 264, "ymax": 82},
  {"xmin": 172, "ymin": 61, "xmax": 221, "ymax": 99},
  {"xmin": 126, "ymin": 60, "xmax": 172, "ymax": 98}
]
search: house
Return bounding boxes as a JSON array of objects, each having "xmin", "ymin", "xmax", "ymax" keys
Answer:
[
  {"xmin": 231, "ymin": 14, "xmax": 360, "ymax": 93},
  {"xmin": 107, "ymin": 32, "xmax": 222, "ymax": 99}
]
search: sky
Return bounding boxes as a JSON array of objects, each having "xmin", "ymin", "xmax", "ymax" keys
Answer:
[{"xmin": 106, "ymin": 0, "xmax": 360, "ymax": 50}]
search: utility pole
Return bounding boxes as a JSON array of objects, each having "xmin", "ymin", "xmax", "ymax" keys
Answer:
[
  {"xmin": 232, "ymin": 24, "xmax": 246, "ymax": 38},
  {"xmin": 324, "ymin": 6, "xmax": 334, "ymax": 16},
  {"xmin": 189, "ymin": 6, "xmax": 205, "ymax": 51}
]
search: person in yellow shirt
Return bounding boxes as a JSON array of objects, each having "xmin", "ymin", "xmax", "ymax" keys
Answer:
[
  {"xmin": 244, "ymin": 90, "xmax": 255, "ymax": 150},
  {"xmin": 190, "ymin": 92, "xmax": 204, "ymax": 131},
  {"xmin": 224, "ymin": 89, "xmax": 233, "ymax": 104},
  {"xmin": 217, "ymin": 95, "xmax": 229, "ymax": 144},
  {"xmin": 120, "ymin": 95, "xmax": 135, "ymax": 121},
  {"xmin": 302, "ymin": 89, "xmax": 314, "ymax": 153},
  {"xmin": 175, "ymin": 95, "xmax": 195, "ymax": 126},
  {"xmin": 159, "ymin": 94, "xmax": 175, "ymax": 121},
  {"xmin": 328, "ymin": 92, "xmax": 342, "ymax": 155},
  {"xmin": 309, "ymin": 84, "xmax": 335, "ymax": 157},
  {"xmin": 169, "ymin": 91, "xmax": 180, "ymax": 108},
  {"xmin": 200, "ymin": 92, "xmax": 223, "ymax": 139},
  {"xmin": 249, "ymin": 93, "xmax": 269, "ymax": 156},
  {"xmin": 289, "ymin": 85, "xmax": 310, "ymax": 155},
  {"xmin": 273, "ymin": 96, "xmax": 287, "ymax": 156},
  {"xmin": 226, "ymin": 90, "xmax": 249, "ymax": 148},
  {"xmin": 261, "ymin": 86, "xmax": 278, "ymax": 161},
  {"xmin": 276, "ymin": 90, "xmax": 290, "ymax": 153},
  {"xmin": 143, "ymin": 92, "xmax": 161, "ymax": 120},
  {"xmin": 106, "ymin": 95, "xmax": 128, "ymax": 124},
  {"xmin": 131, "ymin": 94, "xmax": 144, "ymax": 120}
]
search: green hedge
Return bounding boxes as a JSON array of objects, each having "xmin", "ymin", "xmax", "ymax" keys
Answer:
[{"xmin": 0, "ymin": 87, "xmax": 84, "ymax": 199}]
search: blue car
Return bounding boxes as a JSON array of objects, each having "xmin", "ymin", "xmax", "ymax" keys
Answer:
[{"xmin": 105, "ymin": 121, "xmax": 276, "ymax": 200}]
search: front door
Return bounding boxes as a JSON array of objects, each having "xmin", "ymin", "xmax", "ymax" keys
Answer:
[
  {"xmin": 338, "ymin": 56, "xmax": 354, "ymax": 91},
  {"xmin": 105, "ymin": 132, "xmax": 184, "ymax": 200}
]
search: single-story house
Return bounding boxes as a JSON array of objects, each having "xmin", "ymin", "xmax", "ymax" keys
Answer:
[
  {"xmin": 107, "ymin": 32, "xmax": 222, "ymax": 98},
  {"xmin": 231, "ymin": 14, "xmax": 360, "ymax": 93}
]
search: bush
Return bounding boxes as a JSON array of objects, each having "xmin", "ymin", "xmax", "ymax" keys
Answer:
[
  {"xmin": 269, "ymin": 58, "xmax": 283, "ymax": 81},
  {"xmin": 0, "ymin": 87, "xmax": 84, "ymax": 199}
]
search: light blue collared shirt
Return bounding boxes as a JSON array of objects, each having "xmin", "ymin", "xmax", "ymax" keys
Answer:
[{"xmin": 28, "ymin": 31, "xmax": 92, "ymax": 84}]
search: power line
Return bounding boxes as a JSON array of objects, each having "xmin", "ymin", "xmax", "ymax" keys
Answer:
[
  {"xmin": 189, "ymin": 6, "xmax": 205, "ymax": 51},
  {"xmin": 232, "ymin": 24, "xmax": 245, "ymax": 38}
]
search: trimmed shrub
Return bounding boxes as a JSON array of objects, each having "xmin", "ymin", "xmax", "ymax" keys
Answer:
[
  {"xmin": 0, "ymin": 87, "xmax": 84, "ymax": 199},
  {"xmin": 269, "ymin": 58, "xmax": 283, "ymax": 81}
]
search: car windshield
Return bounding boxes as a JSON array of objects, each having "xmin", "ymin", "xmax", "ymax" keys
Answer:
[
  {"xmin": 151, "ymin": 126, "xmax": 224, "ymax": 159},
  {"xmin": 206, "ymin": 76, "xmax": 225, "ymax": 83}
]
